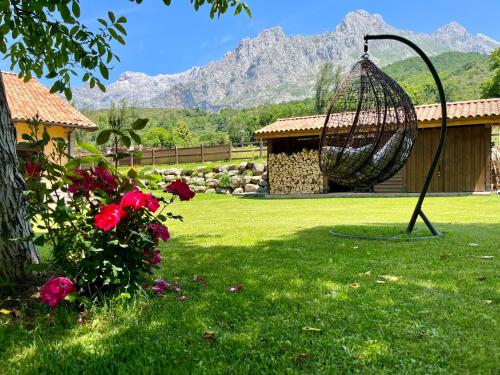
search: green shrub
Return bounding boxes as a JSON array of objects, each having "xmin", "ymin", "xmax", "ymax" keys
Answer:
[{"xmin": 218, "ymin": 173, "xmax": 231, "ymax": 188}]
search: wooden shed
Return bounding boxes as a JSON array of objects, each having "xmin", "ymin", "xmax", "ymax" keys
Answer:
[{"xmin": 253, "ymin": 98, "xmax": 500, "ymax": 194}]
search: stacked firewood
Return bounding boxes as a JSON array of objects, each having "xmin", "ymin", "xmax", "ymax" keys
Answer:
[
  {"xmin": 268, "ymin": 148, "xmax": 325, "ymax": 194},
  {"xmin": 492, "ymin": 146, "xmax": 500, "ymax": 190}
]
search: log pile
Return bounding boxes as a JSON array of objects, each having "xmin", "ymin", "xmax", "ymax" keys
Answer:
[
  {"xmin": 268, "ymin": 148, "xmax": 325, "ymax": 194},
  {"xmin": 492, "ymin": 146, "xmax": 500, "ymax": 190}
]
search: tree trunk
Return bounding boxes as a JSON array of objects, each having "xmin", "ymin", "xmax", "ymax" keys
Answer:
[{"xmin": 0, "ymin": 74, "xmax": 39, "ymax": 281}]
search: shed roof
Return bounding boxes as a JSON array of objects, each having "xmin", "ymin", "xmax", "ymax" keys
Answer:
[
  {"xmin": 1, "ymin": 72, "xmax": 97, "ymax": 130},
  {"xmin": 254, "ymin": 98, "xmax": 500, "ymax": 139}
]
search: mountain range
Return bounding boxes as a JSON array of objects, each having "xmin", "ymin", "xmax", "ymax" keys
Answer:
[{"xmin": 72, "ymin": 10, "xmax": 499, "ymax": 111}]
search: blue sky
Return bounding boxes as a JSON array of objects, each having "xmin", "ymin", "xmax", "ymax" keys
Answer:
[{"xmin": 4, "ymin": 0, "xmax": 500, "ymax": 85}]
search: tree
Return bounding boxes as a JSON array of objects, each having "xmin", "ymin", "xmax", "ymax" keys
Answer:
[
  {"xmin": 142, "ymin": 128, "xmax": 174, "ymax": 148},
  {"xmin": 173, "ymin": 120, "xmax": 194, "ymax": 146},
  {"xmin": 314, "ymin": 62, "xmax": 342, "ymax": 114},
  {"xmin": 0, "ymin": 0, "xmax": 251, "ymax": 282},
  {"xmin": 481, "ymin": 48, "xmax": 500, "ymax": 98},
  {"xmin": 198, "ymin": 130, "xmax": 229, "ymax": 145}
]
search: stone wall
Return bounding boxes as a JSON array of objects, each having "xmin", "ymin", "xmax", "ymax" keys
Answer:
[
  {"xmin": 144, "ymin": 162, "xmax": 268, "ymax": 195},
  {"xmin": 268, "ymin": 148, "xmax": 325, "ymax": 194}
]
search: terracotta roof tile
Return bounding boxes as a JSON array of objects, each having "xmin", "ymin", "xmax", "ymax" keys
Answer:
[
  {"xmin": 254, "ymin": 98, "xmax": 500, "ymax": 137},
  {"xmin": 1, "ymin": 72, "xmax": 97, "ymax": 130}
]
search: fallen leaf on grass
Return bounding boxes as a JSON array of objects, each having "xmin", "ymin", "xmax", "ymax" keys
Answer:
[
  {"xmin": 350, "ymin": 283, "xmax": 360, "ymax": 289},
  {"xmin": 378, "ymin": 275, "xmax": 401, "ymax": 282},
  {"xmin": 469, "ymin": 243, "xmax": 480, "ymax": 247},
  {"xmin": 359, "ymin": 271, "xmax": 371, "ymax": 277},
  {"xmin": 292, "ymin": 353, "xmax": 310, "ymax": 362},
  {"xmin": 193, "ymin": 274, "xmax": 208, "ymax": 285},
  {"xmin": 485, "ymin": 300, "xmax": 492, "ymax": 305},
  {"xmin": 302, "ymin": 326, "xmax": 322, "ymax": 333},
  {"xmin": 376, "ymin": 280, "xmax": 386, "ymax": 284},
  {"xmin": 478, "ymin": 256, "xmax": 494, "ymax": 260},
  {"xmin": 227, "ymin": 285, "xmax": 243, "ymax": 293},
  {"xmin": 202, "ymin": 331, "xmax": 216, "ymax": 343},
  {"xmin": 178, "ymin": 295, "xmax": 188, "ymax": 302}
]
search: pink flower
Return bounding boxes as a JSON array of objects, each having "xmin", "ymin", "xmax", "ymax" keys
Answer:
[
  {"xmin": 39, "ymin": 277, "xmax": 76, "ymax": 308},
  {"xmin": 171, "ymin": 283, "xmax": 181, "ymax": 293},
  {"xmin": 149, "ymin": 223, "xmax": 170, "ymax": 243},
  {"xmin": 94, "ymin": 203, "xmax": 126, "ymax": 231},
  {"xmin": 165, "ymin": 179, "xmax": 195, "ymax": 201},
  {"xmin": 151, "ymin": 249, "xmax": 161, "ymax": 264},
  {"xmin": 25, "ymin": 161, "xmax": 41, "ymax": 178},
  {"xmin": 145, "ymin": 193, "xmax": 160, "ymax": 212},
  {"xmin": 193, "ymin": 274, "xmax": 208, "ymax": 285},
  {"xmin": 178, "ymin": 295, "xmax": 188, "ymax": 302},
  {"xmin": 152, "ymin": 278, "xmax": 170, "ymax": 294},
  {"xmin": 121, "ymin": 191, "xmax": 148, "ymax": 210}
]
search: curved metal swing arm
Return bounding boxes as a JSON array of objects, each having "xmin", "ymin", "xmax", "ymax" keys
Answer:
[{"xmin": 364, "ymin": 34, "xmax": 447, "ymax": 236}]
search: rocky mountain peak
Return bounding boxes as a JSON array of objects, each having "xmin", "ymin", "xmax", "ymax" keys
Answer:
[{"xmin": 72, "ymin": 10, "xmax": 499, "ymax": 111}]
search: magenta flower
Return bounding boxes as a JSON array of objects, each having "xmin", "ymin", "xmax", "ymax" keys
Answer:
[
  {"xmin": 121, "ymin": 191, "xmax": 149, "ymax": 210},
  {"xmin": 165, "ymin": 179, "xmax": 195, "ymax": 201},
  {"xmin": 152, "ymin": 278, "xmax": 170, "ymax": 294},
  {"xmin": 145, "ymin": 193, "xmax": 160, "ymax": 212},
  {"xmin": 39, "ymin": 277, "xmax": 76, "ymax": 308},
  {"xmin": 149, "ymin": 223, "xmax": 170, "ymax": 243}
]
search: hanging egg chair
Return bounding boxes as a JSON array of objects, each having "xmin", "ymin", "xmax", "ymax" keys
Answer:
[{"xmin": 319, "ymin": 56, "xmax": 418, "ymax": 188}]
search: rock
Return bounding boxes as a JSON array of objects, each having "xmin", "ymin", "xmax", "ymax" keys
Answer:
[
  {"xmin": 206, "ymin": 178, "xmax": 219, "ymax": 188},
  {"xmin": 238, "ymin": 162, "xmax": 248, "ymax": 172},
  {"xmin": 257, "ymin": 186, "xmax": 268, "ymax": 194},
  {"xmin": 244, "ymin": 183, "xmax": 259, "ymax": 193},
  {"xmin": 246, "ymin": 161, "xmax": 254, "ymax": 169},
  {"xmin": 227, "ymin": 164, "xmax": 237, "ymax": 171},
  {"xmin": 205, "ymin": 188, "xmax": 216, "ymax": 194},
  {"xmin": 164, "ymin": 168, "xmax": 181, "ymax": 175},
  {"xmin": 193, "ymin": 177, "xmax": 206, "ymax": 185},
  {"xmin": 164, "ymin": 174, "xmax": 177, "ymax": 182},
  {"xmin": 194, "ymin": 185, "xmax": 207, "ymax": 193},
  {"xmin": 158, "ymin": 182, "xmax": 167, "ymax": 190},
  {"xmin": 252, "ymin": 163, "xmax": 265, "ymax": 175},
  {"xmin": 243, "ymin": 175, "xmax": 253, "ymax": 185},
  {"xmin": 195, "ymin": 166, "xmax": 207, "ymax": 174},
  {"xmin": 232, "ymin": 187, "xmax": 244, "ymax": 195},
  {"xmin": 181, "ymin": 169, "xmax": 193, "ymax": 176},
  {"xmin": 262, "ymin": 171, "xmax": 268, "ymax": 181},
  {"xmin": 189, "ymin": 185, "xmax": 196, "ymax": 191},
  {"xmin": 230, "ymin": 175, "xmax": 243, "ymax": 189},
  {"xmin": 216, "ymin": 187, "xmax": 231, "ymax": 194},
  {"xmin": 204, "ymin": 172, "xmax": 215, "ymax": 179},
  {"xmin": 215, "ymin": 172, "xmax": 224, "ymax": 178},
  {"xmin": 250, "ymin": 176, "xmax": 261, "ymax": 184},
  {"xmin": 227, "ymin": 170, "xmax": 239, "ymax": 177},
  {"xmin": 212, "ymin": 165, "xmax": 223, "ymax": 173},
  {"xmin": 258, "ymin": 179, "xmax": 268, "ymax": 187},
  {"xmin": 182, "ymin": 176, "xmax": 191, "ymax": 183}
]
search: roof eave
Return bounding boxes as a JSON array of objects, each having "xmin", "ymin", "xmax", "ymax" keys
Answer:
[{"xmin": 12, "ymin": 118, "xmax": 98, "ymax": 131}]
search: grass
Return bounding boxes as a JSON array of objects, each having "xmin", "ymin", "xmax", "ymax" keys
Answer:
[{"xmin": 1, "ymin": 194, "xmax": 499, "ymax": 374}]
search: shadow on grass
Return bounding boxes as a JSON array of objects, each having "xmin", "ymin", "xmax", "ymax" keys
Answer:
[{"xmin": 1, "ymin": 223, "xmax": 498, "ymax": 374}]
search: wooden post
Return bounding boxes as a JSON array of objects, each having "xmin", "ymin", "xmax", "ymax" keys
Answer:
[
  {"xmin": 229, "ymin": 143, "xmax": 232, "ymax": 161},
  {"xmin": 130, "ymin": 152, "xmax": 134, "ymax": 167},
  {"xmin": 201, "ymin": 144, "xmax": 205, "ymax": 163},
  {"xmin": 175, "ymin": 146, "xmax": 179, "ymax": 164},
  {"xmin": 152, "ymin": 148, "xmax": 156, "ymax": 165},
  {"xmin": 259, "ymin": 139, "xmax": 263, "ymax": 159}
]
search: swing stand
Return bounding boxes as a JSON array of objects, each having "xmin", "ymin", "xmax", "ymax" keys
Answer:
[{"xmin": 325, "ymin": 34, "xmax": 447, "ymax": 241}]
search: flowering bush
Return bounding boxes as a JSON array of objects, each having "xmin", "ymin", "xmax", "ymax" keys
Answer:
[{"xmin": 20, "ymin": 120, "xmax": 195, "ymax": 303}]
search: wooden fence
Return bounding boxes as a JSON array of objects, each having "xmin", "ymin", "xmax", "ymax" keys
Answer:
[{"xmin": 102, "ymin": 140, "xmax": 267, "ymax": 167}]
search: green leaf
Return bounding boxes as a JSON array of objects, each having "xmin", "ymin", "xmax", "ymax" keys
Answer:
[
  {"xmin": 96, "ymin": 129, "xmax": 111, "ymax": 145},
  {"xmin": 72, "ymin": 1, "xmax": 80, "ymax": 18},
  {"xmin": 121, "ymin": 135, "xmax": 131, "ymax": 148},
  {"xmin": 99, "ymin": 63, "xmax": 109, "ymax": 80},
  {"xmin": 127, "ymin": 168, "xmax": 139, "ymax": 179},
  {"xmin": 76, "ymin": 141, "xmax": 100, "ymax": 155},
  {"xmin": 108, "ymin": 11, "xmax": 116, "ymax": 23},
  {"xmin": 131, "ymin": 118, "xmax": 149, "ymax": 130},
  {"xmin": 128, "ymin": 129, "xmax": 141, "ymax": 144},
  {"xmin": 65, "ymin": 293, "xmax": 79, "ymax": 302},
  {"xmin": 64, "ymin": 88, "xmax": 72, "ymax": 101},
  {"xmin": 116, "ymin": 16, "xmax": 127, "ymax": 23},
  {"xmin": 80, "ymin": 155, "xmax": 103, "ymax": 164},
  {"xmin": 34, "ymin": 235, "xmax": 45, "ymax": 246},
  {"xmin": 116, "ymin": 292, "xmax": 131, "ymax": 300},
  {"xmin": 65, "ymin": 158, "xmax": 81, "ymax": 170}
]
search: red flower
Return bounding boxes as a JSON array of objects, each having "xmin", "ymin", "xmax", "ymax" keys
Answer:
[
  {"xmin": 145, "ymin": 193, "xmax": 160, "ymax": 212},
  {"xmin": 165, "ymin": 179, "xmax": 195, "ymax": 201},
  {"xmin": 149, "ymin": 223, "xmax": 170, "ymax": 243},
  {"xmin": 94, "ymin": 167, "xmax": 117, "ymax": 194},
  {"xmin": 39, "ymin": 277, "xmax": 76, "ymax": 308},
  {"xmin": 94, "ymin": 203, "xmax": 126, "ymax": 231},
  {"xmin": 68, "ymin": 169, "xmax": 96, "ymax": 196},
  {"xmin": 25, "ymin": 161, "xmax": 41, "ymax": 178},
  {"xmin": 121, "ymin": 191, "xmax": 148, "ymax": 210},
  {"xmin": 227, "ymin": 285, "xmax": 243, "ymax": 293}
]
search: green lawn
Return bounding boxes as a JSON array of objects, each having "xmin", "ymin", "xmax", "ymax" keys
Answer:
[{"xmin": 1, "ymin": 195, "xmax": 499, "ymax": 374}]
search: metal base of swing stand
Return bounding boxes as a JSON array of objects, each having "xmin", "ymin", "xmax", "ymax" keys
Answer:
[{"xmin": 328, "ymin": 209, "xmax": 443, "ymax": 241}]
